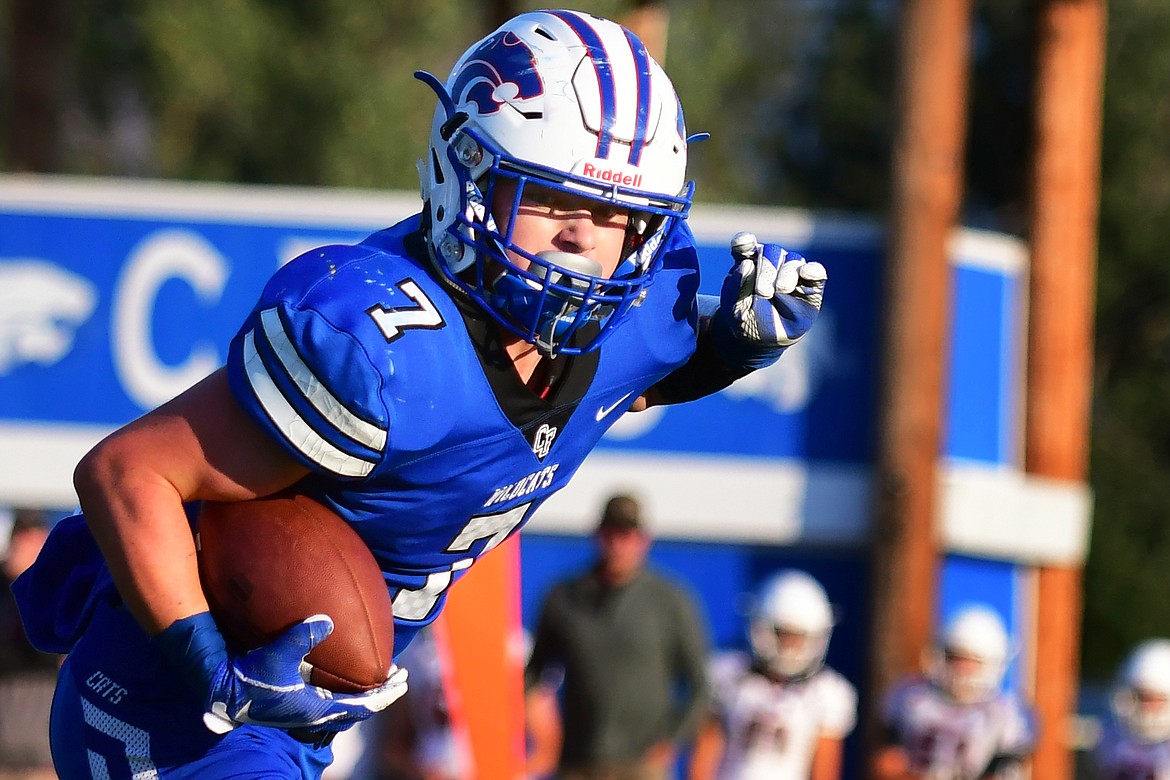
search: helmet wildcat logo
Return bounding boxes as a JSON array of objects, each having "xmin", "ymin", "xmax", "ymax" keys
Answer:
[{"xmin": 450, "ymin": 31, "xmax": 544, "ymax": 116}]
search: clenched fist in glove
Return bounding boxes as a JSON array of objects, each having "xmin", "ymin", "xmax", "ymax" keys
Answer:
[
  {"xmin": 715, "ymin": 231, "xmax": 827, "ymax": 369},
  {"xmin": 156, "ymin": 611, "xmax": 408, "ymax": 736}
]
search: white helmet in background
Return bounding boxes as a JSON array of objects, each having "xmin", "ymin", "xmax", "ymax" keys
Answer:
[
  {"xmin": 1112, "ymin": 639, "xmax": 1170, "ymax": 744},
  {"xmin": 416, "ymin": 9, "xmax": 694, "ymax": 355},
  {"xmin": 928, "ymin": 604, "xmax": 1010, "ymax": 704},
  {"xmin": 750, "ymin": 570, "xmax": 835, "ymax": 680}
]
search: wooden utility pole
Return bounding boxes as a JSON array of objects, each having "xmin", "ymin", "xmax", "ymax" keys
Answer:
[
  {"xmin": 622, "ymin": 0, "xmax": 670, "ymax": 62},
  {"xmin": 868, "ymin": 0, "xmax": 973, "ymax": 762},
  {"xmin": 1026, "ymin": 1, "xmax": 1106, "ymax": 777},
  {"xmin": 7, "ymin": 0, "xmax": 71, "ymax": 172},
  {"xmin": 485, "ymin": 0, "xmax": 517, "ymax": 31}
]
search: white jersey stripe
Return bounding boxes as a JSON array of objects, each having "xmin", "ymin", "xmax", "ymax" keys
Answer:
[
  {"xmin": 88, "ymin": 751, "xmax": 112, "ymax": 780},
  {"xmin": 258, "ymin": 307, "xmax": 388, "ymax": 451},
  {"xmin": 81, "ymin": 698, "xmax": 159, "ymax": 780},
  {"xmin": 242, "ymin": 329, "xmax": 376, "ymax": 477}
]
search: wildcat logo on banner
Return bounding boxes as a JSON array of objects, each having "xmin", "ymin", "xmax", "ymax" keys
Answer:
[{"xmin": 0, "ymin": 261, "xmax": 96, "ymax": 375}]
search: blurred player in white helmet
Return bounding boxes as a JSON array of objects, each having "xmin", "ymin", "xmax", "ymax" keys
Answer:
[
  {"xmin": 689, "ymin": 570, "xmax": 857, "ymax": 780},
  {"xmin": 1093, "ymin": 639, "xmax": 1170, "ymax": 778},
  {"xmin": 872, "ymin": 604, "xmax": 1036, "ymax": 780}
]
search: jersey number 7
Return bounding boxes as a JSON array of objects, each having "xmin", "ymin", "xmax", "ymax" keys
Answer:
[
  {"xmin": 391, "ymin": 501, "xmax": 530, "ymax": 622},
  {"xmin": 367, "ymin": 279, "xmax": 445, "ymax": 342}
]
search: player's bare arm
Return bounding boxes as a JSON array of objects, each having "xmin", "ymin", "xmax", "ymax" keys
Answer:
[
  {"xmin": 74, "ymin": 368, "xmax": 308, "ymax": 634},
  {"xmin": 73, "ymin": 368, "xmax": 403, "ymax": 735}
]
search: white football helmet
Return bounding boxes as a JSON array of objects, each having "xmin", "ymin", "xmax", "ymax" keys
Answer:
[
  {"xmin": 1113, "ymin": 639, "xmax": 1170, "ymax": 743},
  {"xmin": 928, "ymin": 604, "xmax": 1010, "ymax": 704},
  {"xmin": 416, "ymin": 9, "xmax": 694, "ymax": 355},
  {"xmin": 750, "ymin": 570, "xmax": 835, "ymax": 680}
]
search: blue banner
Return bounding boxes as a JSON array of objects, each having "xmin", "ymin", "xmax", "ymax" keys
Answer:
[{"xmin": 0, "ymin": 178, "xmax": 1024, "ymax": 519}]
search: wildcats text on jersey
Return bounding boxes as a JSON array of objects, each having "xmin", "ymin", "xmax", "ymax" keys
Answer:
[{"xmin": 484, "ymin": 464, "xmax": 560, "ymax": 508}]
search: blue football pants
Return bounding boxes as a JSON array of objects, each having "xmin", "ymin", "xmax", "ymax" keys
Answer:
[{"xmin": 48, "ymin": 601, "xmax": 334, "ymax": 779}]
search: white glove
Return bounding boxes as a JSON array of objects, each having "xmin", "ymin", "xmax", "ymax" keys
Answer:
[
  {"xmin": 720, "ymin": 231, "xmax": 826, "ymax": 350},
  {"xmin": 201, "ymin": 615, "xmax": 409, "ymax": 735}
]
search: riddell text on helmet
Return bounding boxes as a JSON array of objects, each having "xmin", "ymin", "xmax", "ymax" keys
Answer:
[{"xmin": 581, "ymin": 163, "xmax": 643, "ymax": 189}]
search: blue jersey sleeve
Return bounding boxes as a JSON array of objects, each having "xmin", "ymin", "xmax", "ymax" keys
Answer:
[
  {"xmin": 11, "ymin": 514, "xmax": 119, "ymax": 654},
  {"xmin": 226, "ymin": 244, "xmax": 392, "ymax": 479}
]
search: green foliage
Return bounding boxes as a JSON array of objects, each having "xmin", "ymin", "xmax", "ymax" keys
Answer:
[
  {"xmin": 766, "ymin": 0, "xmax": 897, "ymax": 212},
  {"xmin": 664, "ymin": 0, "xmax": 822, "ymax": 205},
  {"xmin": 964, "ymin": 0, "xmax": 1034, "ymax": 232},
  {"xmin": 3, "ymin": 0, "xmax": 861, "ymax": 205},
  {"xmin": 1084, "ymin": 416, "xmax": 1170, "ymax": 678},
  {"xmin": 43, "ymin": 0, "xmax": 494, "ymax": 185},
  {"xmin": 128, "ymin": 0, "xmax": 485, "ymax": 187},
  {"xmin": 0, "ymin": 9, "xmax": 7, "ymax": 170},
  {"xmin": 1082, "ymin": 0, "xmax": 1170, "ymax": 680}
]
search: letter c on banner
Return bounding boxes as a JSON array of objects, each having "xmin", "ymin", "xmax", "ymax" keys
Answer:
[{"xmin": 113, "ymin": 229, "xmax": 227, "ymax": 410}]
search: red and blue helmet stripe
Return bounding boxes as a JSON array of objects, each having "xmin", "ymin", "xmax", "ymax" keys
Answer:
[{"xmin": 550, "ymin": 10, "xmax": 653, "ymax": 165}]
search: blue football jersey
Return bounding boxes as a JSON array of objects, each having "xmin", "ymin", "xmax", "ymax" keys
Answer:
[
  {"xmin": 224, "ymin": 214, "xmax": 701, "ymax": 653},
  {"xmin": 11, "ymin": 214, "xmax": 701, "ymax": 778},
  {"xmin": 15, "ymin": 215, "xmax": 700, "ymax": 661}
]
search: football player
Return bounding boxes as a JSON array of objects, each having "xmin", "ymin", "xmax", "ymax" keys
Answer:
[
  {"xmin": 11, "ymin": 9, "xmax": 828, "ymax": 780},
  {"xmin": 872, "ymin": 604, "xmax": 1036, "ymax": 780},
  {"xmin": 689, "ymin": 570, "xmax": 857, "ymax": 780},
  {"xmin": 1093, "ymin": 639, "xmax": 1170, "ymax": 779}
]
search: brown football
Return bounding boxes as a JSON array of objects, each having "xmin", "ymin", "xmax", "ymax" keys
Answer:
[{"xmin": 195, "ymin": 492, "xmax": 394, "ymax": 694}]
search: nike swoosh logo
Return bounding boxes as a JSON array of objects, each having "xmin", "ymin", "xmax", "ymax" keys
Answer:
[{"xmin": 595, "ymin": 392, "xmax": 634, "ymax": 422}]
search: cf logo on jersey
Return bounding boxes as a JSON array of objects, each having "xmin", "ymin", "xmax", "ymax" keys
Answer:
[{"xmin": 532, "ymin": 424, "xmax": 557, "ymax": 460}]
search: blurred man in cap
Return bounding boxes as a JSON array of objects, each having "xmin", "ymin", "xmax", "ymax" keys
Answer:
[
  {"xmin": 525, "ymin": 494, "xmax": 710, "ymax": 780},
  {"xmin": 594, "ymin": 495, "xmax": 651, "ymax": 587}
]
